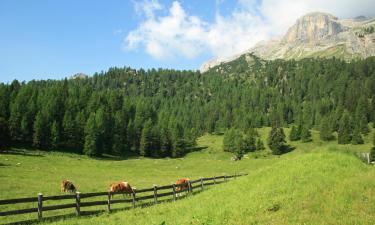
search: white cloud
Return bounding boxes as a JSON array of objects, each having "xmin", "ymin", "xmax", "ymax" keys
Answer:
[{"xmin": 125, "ymin": 0, "xmax": 375, "ymax": 61}]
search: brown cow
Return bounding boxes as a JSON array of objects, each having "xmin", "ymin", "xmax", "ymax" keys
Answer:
[
  {"xmin": 109, "ymin": 181, "xmax": 134, "ymax": 199},
  {"xmin": 61, "ymin": 180, "xmax": 76, "ymax": 193},
  {"xmin": 175, "ymin": 178, "xmax": 190, "ymax": 196}
]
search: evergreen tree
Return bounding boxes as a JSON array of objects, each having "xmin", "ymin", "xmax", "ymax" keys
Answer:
[
  {"xmin": 234, "ymin": 134, "xmax": 245, "ymax": 158},
  {"xmin": 50, "ymin": 120, "xmax": 60, "ymax": 149},
  {"xmin": 289, "ymin": 125, "xmax": 300, "ymax": 141},
  {"xmin": 351, "ymin": 125, "xmax": 364, "ymax": 145},
  {"xmin": 171, "ymin": 123, "xmax": 185, "ymax": 158},
  {"xmin": 33, "ymin": 111, "xmax": 49, "ymax": 149},
  {"xmin": 111, "ymin": 111, "xmax": 127, "ymax": 156},
  {"xmin": 301, "ymin": 125, "xmax": 312, "ymax": 142},
  {"xmin": 267, "ymin": 124, "xmax": 286, "ymax": 155},
  {"xmin": 320, "ymin": 116, "xmax": 334, "ymax": 141},
  {"xmin": 0, "ymin": 117, "xmax": 11, "ymax": 150},
  {"xmin": 355, "ymin": 97, "xmax": 369, "ymax": 134},
  {"xmin": 62, "ymin": 112, "xmax": 76, "ymax": 149},
  {"xmin": 223, "ymin": 128, "xmax": 236, "ymax": 152},
  {"xmin": 370, "ymin": 134, "xmax": 375, "ymax": 162},
  {"xmin": 242, "ymin": 131, "xmax": 256, "ymax": 152},
  {"xmin": 140, "ymin": 119, "xmax": 153, "ymax": 156},
  {"xmin": 160, "ymin": 126, "xmax": 172, "ymax": 157},
  {"xmin": 338, "ymin": 111, "xmax": 352, "ymax": 144},
  {"xmin": 83, "ymin": 113, "xmax": 100, "ymax": 157},
  {"xmin": 127, "ymin": 120, "xmax": 137, "ymax": 152}
]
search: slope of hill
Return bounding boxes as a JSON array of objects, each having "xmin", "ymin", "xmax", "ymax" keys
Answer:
[
  {"xmin": 201, "ymin": 12, "xmax": 375, "ymax": 72},
  {"xmin": 46, "ymin": 149, "xmax": 375, "ymax": 225}
]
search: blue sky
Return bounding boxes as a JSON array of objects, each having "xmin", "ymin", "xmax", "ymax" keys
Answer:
[{"xmin": 1, "ymin": 0, "xmax": 374, "ymax": 83}]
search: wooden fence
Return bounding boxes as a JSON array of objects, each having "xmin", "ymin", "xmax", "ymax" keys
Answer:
[{"xmin": 0, "ymin": 173, "xmax": 247, "ymax": 223}]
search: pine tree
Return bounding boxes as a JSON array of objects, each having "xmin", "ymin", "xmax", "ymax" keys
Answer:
[
  {"xmin": 320, "ymin": 116, "xmax": 334, "ymax": 141},
  {"xmin": 351, "ymin": 125, "xmax": 364, "ymax": 145},
  {"xmin": 140, "ymin": 119, "xmax": 153, "ymax": 157},
  {"xmin": 127, "ymin": 120, "xmax": 137, "ymax": 152},
  {"xmin": 62, "ymin": 112, "xmax": 76, "ymax": 149},
  {"xmin": 242, "ymin": 131, "xmax": 256, "ymax": 152},
  {"xmin": 234, "ymin": 134, "xmax": 245, "ymax": 158},
  {"xmin": 50, "ymin": 120, "xmax": 60, "ymax": 149},
  {"xmin": 267, "ymin": 124, "xmax": 286, "ymax": 155},
  {"xmin": 289, "ymin": 125, "xmax": 300, "ymax": 141},
  {"xmin": 171, "ymin": 123, "xmax": 185, "ymax": 158},
  {"xmin": 160, "ymin": 126, "xmax": 172, "ymax": 157},
  {"xmin": 0, "ymin": 117, "xmax": 11, "ymax": 150},
  {"xmin": 355, "ymin": 97, "xmax": 369, "ymax": 134},
  {"xmin": 338, "ymin": 111, "xmax": 352, "ymax": 144},
  {"xmin": 223, "ymin": 128, "xmax": 236, "ymax": 153},
  {"xmin": 301, "ymin": 125, "xmax": 312, "ymax": 142},
  {"xmin": 33, "ymin": 111, "xmax": 49, "ymax": 149},
  {"xmin": 370, "ymin": 134, "xmax": 375, "ymax": 162},
  {"xmin": 83, "ymin": 113, "xmax": 100, "ymax": 157}
]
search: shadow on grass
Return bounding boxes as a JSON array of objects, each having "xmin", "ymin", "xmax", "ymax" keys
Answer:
[
  {"xmin": 283, "ymin": 145, "xmax": 295, "ymax": 154},
  {"xmin": 187, "ymin": 146, "xmax": 208, "ymax": 153},
  {"xmin": 0, "ymin": 149, "xmax": 44, "ymax": 157}
]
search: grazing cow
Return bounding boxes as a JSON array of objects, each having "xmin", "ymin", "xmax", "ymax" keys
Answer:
[
  {"xmin": 109, "ymin": 182, "xmax": 134, "ymax": 199},
  {"xmin": 61, "ymin": 180, "xmax": 76, "ymax": 193},
  {"xmin": 175, "ymin": 178, "xmax": 190, "ymax": 196}
]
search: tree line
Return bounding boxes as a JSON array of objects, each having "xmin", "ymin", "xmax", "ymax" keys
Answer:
[{"xmin": 0, "ymin": 55, "xmax": 374, "ymax": 157}]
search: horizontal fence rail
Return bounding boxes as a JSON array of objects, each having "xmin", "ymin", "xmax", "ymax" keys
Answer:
[{"xmin": 0, "ymin": 173, "xmax": 247, "ymax": 223}]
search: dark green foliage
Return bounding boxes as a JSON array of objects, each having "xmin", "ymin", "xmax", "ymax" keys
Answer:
[
  {"xmin": 171, "ymin": 123, "xmax": 186, "ymax": 158},
  {"xmin": 83, "ymin": 113, "xmax": 99, "ymax": 156},
  {"xmin": 319, "ymin": 116, "xmax": 334, "ymax": 141},
  {"xmin": 301, "ymin": 125, "xmax": 312, "ymax": 142},
  {"xmin": 1, "ymin": 56, "xmax": 375, "ymax": 157},
  {"xmin": 338, "ymin": 112, "xmax": 352, "ymax": 144},
  {"xmin": 33, "ymin": 111, "xmax": 50, "ymax": 149},
  {"xmin": 351, "ymin": 126, "xmax": 364, "ymax": 145},
  {"xmin": 223, "ymin": 128, "xmax": 237, "ymax": 153},
  {"xmin": 140, "ymin": 119, "xmax": 153, "ymax": 157},
  {"xmin": 267, "ymin": 125, "xmax": 286, "ymax": 155},
  {"xmin": 242, "ymin": 130, "xmax": 257, "ymax": 152},
  {"xmin": 289, "ymin": 125, "xmax": 300, "ymax": 141},
  {"xmin": 370, "ymin": 134, "xmax": 375, "ymax": 162},
  {"xmin": 50, "ymin": 120, "xmax": 60, "ymax": 149},
  {"xmin": 0, "ymin": 117, "xmax": 11, "ymax": 150}
]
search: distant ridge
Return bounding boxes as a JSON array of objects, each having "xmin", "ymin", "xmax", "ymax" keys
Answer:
[
  {"xmin": 201, "ymin": 12, "xmax": 375, "ymax": 72},
  {"xmin": 70, "ymin": 73, "xmax": 88, "ymax": 79}
]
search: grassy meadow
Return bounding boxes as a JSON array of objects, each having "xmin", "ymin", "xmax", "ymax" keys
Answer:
[{"xmin": 0, "ymin": 127, "xmax": 374, "ymax": 224}]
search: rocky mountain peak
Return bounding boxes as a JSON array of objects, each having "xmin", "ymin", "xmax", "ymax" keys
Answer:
[{"xmin": 282, "ymin": 12, "xmax": 343, "ymax": 43}]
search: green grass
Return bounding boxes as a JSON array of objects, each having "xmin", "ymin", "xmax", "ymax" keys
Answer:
[{"xmin": 1, "ymin": 127, "xmax": 374, "ymax": 224}]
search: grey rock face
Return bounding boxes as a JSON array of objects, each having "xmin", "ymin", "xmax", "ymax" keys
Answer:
[{"xmin": 201, "ymin": 12, "xmax": 375, "ymax": 72}]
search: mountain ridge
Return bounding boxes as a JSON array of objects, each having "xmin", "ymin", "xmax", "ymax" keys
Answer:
[{"xmin": 201, "ymin": 12, "xmax": 375, "ymax": 72}]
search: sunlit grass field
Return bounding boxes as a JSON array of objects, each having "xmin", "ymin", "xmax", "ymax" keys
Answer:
[{"xmin": 1, "ymin": 127, "xmax": 374, "ymax": 224}]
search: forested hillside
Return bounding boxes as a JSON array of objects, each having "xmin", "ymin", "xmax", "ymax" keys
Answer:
[{"xmin": 0, "ymin": 55, "xmax": 374, "ymax": 157}]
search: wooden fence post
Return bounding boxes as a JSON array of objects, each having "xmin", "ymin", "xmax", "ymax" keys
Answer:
[
  {"xmin": 367, "ymin": 153, "xmax": 370, "ymax": 164},
  {"xmin": 213, "ymin": 176, "xmax": 216, "ymax": 185},
  {"xmin": 200, "ymin": 178, "xmax": 204, "ymax": 191},
  {"xmin": 153, "ymin": 185, "xmax": 158, "ymax": 204},
  {"xmin": 37, "ymin": 193, "xmax": 43, "ymax": 220},
  {"xmin": 172, "ymin": 184, "xmax": 176, "ymax": 201},
  {"xmin": 132, "ymin": 188, "xmax": 136, "ymax": 208},
  {"xmin": 188, "ymin": 180, "xmax": 192, "ymax": 194},
  {"xmin": 75, "ymin": 192, "xmax": 81, "ymax": 216},
  {"xmin": 224, "ymin": 175, "xmax": 227, "ymax": 182},
  {"xmin": 107, "ymin": 192, "xmax": 111, "ymax": 212}
]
